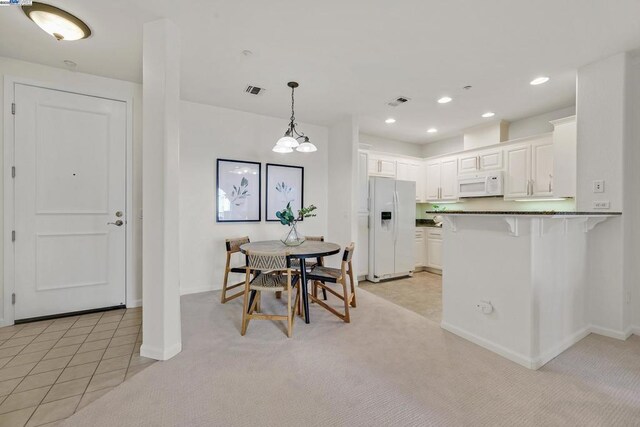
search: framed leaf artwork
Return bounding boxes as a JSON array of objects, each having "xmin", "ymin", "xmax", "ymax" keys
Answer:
[
  {"xmin": 266, "ymin": 163, "xmax": 304, "ymax": 221},
  {"xmin": 216, "ymin": 159, "xmax": 261, "ymax": 222}
]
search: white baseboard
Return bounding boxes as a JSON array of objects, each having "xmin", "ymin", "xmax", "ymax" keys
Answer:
[
  {"xmin": 441, "ymin": 321, "xmax": 534, "ymax": 369},
  {"xmin": 140, "ymin": 341, "xmax": 182, "ymax": 361},
  {"xmin": 126, "ymin": 298, "xmax": 142, "ymax": 308},
  {"xmin": 589, "ymin": 325, "xmax": 632, "ymax": 340},
  {"xmin": 180, "ymin": 286, "xmax": 219, "ymax": 296},
  {"xmin": 531, "ymin": 326, "xmax": 591, "ymax": 369}
]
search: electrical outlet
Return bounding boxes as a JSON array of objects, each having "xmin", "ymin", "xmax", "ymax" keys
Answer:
[
  {"xmin": 593, "ymin": 201, "xmax": 610, "ymax": 209},
  {"xmin": 593, "ymin": 180, "xmax": 605, "ymax": 193}
]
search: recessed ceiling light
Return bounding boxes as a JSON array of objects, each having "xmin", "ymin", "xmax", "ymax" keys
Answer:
[
  {"xmin": 437, "ymin": 96, "xmax": 452, "ymax": 104},
  {"xmin": 22, "ymin": 2, "xmax": 91, "ymax": 41},
  {"xmin": 63, "ymin": 59, "xmax": 77, "ymax": 69},
  {"xmin": 385, "ymin": 118, "xmax": 396, "ymax": 124},
  {"xmin": 482, "ymin": 112, "xmax": 495, "ymax": 118},
  {"xmin": 241, "ymin": 50, "xmax": 253, "ymax": 57},
  {"xmin": 530, "ymin": 76, "xmax": 549, "ymax": 86},
  {"xmin": 427, "ymin": 128, "xmax": 438, "ymax": 133}
]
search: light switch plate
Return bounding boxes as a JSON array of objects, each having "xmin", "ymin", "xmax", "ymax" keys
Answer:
[
  {"xmin": 593, "ymin": 180, "xmax": 605, "ymax": 193},
  {"xmin": 593, "ymin": 201, "xmax": 610, "ymax": 209}
]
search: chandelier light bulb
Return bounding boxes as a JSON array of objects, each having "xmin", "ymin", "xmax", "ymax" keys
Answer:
[
  {"xmin": 276, "ymin": 135, "xmax": 299, "ymax": 148},
  {"xmin": 273, "ymin": 145, "xmax": 293, "ymax": 153}
]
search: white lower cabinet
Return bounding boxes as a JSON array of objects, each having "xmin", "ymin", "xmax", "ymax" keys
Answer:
[
  {"xmin": 426, "ymin": 228, "xmax": 443, "ymax": 270},
  {"xmin": 414, "ymin": 228, "xmax": 426, "ymax": 268}
]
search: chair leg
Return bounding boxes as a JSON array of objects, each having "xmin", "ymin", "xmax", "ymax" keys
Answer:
[
  {"xmin": 287, "ymin": 286, "xmax": 293, "ymax": 338},
  {"xmin": 240, "ymin": 281, "xmax": 251, "ymax": 336},
  {"xmin": 341, "ymin": 278, "xmax": 351, "ymax": 323},
  {"xmin": 256, "ymin": 291, "xmax": 261, "ymax": 313},
  {"xmin": 348, "ymin": 267, "xmax": 357, "ymax": 308},
  {"xmin": 322, "ymin": 287, "xmax": 328, "ymax": 301},
  {"xmin": 275, "ymin": 291, "xmax": 282, "ymax": 299},
  {"xmin": 221, "ymin": 267, "xmax": 230, "ymax": 304}
]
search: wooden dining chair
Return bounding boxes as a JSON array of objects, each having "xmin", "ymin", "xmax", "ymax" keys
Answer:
[
  {"xmin": 221, "ymin": 237, "xmax": 251, "ymax": 304},
  {"xmin": 307, "ymin": 243, "xmax": 357, "ymax": 323},
  {"xmin": 241, "ymin": 251, "xmax": 300, "ymax": 338},
  {"xmin": 290, "ymin": 235, "xmax": 325, "ymax": 272}
]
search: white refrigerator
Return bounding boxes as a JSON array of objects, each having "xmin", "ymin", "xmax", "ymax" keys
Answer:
[{"xmin": 367, "ymin": 177, "xmax": 416, "ymax": 282}]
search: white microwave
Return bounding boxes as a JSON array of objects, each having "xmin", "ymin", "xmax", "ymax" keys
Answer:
[{"xmin": 458, "ymin": 172, "xmax": 503, "ymax": 198}]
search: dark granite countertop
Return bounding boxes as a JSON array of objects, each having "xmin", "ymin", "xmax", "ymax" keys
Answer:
[
  {"xmin": 424, "ymin": 211, "xmax": 622, "ymax": 216},
  {"xmin": 416, "ymin": 219, "xmax": 442, "ymax": 228}
]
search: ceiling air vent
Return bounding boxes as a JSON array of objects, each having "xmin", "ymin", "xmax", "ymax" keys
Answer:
[
  {"xmin": 245, "ymin": 85, "xmax": 265, "ymax": 95},
  {"xmin": 387, "ymin": 96, "xmax": 410, "ymax": 107}
]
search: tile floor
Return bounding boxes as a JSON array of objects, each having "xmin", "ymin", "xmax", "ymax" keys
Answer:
[
  {"xmin": 0, "ymin": 308, "xmax": 154, "ymax": 427},
  {"xmin": 359, "ymin": 271, "xmax": 442, "ymax": 323}
]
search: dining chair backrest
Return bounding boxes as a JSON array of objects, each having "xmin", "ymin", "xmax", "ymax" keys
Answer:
[
  {"xmin": 305, "ymin": 236, "xmax": 324, "ymax": 242},
  {"xmin": 226, "ymin": 236, "xmax": 250, "ymax": 254},
  {"xmin": 246, "ymin": 250, "xmax": 290, "ymax": 272},
  {"xmin": 342, "ymin": 243, "xmax": 355, "ymax": 264}
]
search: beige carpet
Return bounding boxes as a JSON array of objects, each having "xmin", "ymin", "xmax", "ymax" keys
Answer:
[{"xmin": 61, "ymin": 289, "xmax": 640, "ymax": 427}]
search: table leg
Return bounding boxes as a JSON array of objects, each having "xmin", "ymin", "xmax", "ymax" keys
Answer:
[{"xmin": 299, "ymin": 263, "xmax": 310, "ymax": 324}]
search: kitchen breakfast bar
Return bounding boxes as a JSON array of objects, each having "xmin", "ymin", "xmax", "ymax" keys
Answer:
[{"xmin": 434, "ymin": 211, "xmax": 622, "ymax": 369}]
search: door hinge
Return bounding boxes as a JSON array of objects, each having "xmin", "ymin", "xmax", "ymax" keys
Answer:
[
  {"xmin": 11, "ymin": 230, "xmax": 15, "ymax": 242},
  {"xmin": 11, "ymin": 103, "xmax": 15, "ymax": 115},
  {"xmin": 11, "ymin": 293, "xmax": 15, "ymax": 305},
  {"xmin": 11, "ymin": 166, "xmax": 15, "ymax": 178}
]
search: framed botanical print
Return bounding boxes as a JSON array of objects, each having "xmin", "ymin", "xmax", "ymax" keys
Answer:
[
  {"xmin": 266, "ymin": 163, "xmax": 304, "ymax": 221},
  {"xmin": 216, "ymin": 159, "xmax": 261, "ymax": 222}
]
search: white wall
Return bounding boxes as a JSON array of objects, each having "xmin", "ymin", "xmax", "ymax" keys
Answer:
[
  {"xmin": 0, "ymin": 56, "xmax": 143, "ymax": 324},
  {"xmin": 508, "ymin": 106, "xmax": 576, "ymax": 140},
  {"xmin": 179, "ymin": 101, "xmax": 329, "ymax": 295},
  {"xmin": 359, "ymin": 133, "xmax": 422, "ymax": 157},
  {"xmin": 422, "ymin": 135, "xmax": 464, "ymax": 158}
]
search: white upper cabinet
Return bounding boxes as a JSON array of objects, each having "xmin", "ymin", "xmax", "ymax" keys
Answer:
[
  {"xmin": 378, "ymin": 159, "xmax": 396, "ymax": 176},
  {"xmin": 425, "ymin": 157, "xmax": 457, "ymax": 201},
  {"xmin": 397, "ymin": 160, "xmax": 425, "ymax": 201},
  {"xmin": 550, "ymin": 116, "xmax": 577, "ymax": 198},
  {"xmin": 458, "ymin": 148, "xmax": 503, "ymax": 174},
  {"xmin": 504, "ymin": 135, "xmax": 553, "ymax": 199},
  {"xmin": 531, "ymin": 139, "xmax": 554, "ymax": 196},
  {"xmin": 369, "ymin": 155, "xmax": 396, "ymax": 177}
]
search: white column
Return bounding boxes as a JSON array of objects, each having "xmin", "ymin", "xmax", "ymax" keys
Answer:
[
  {"xmin": 140, "ymin": 19, "xmax": 182, "ymax": 360},
  {"xmin": 327, "ymin": 117, "xmax": 359, "ymax": 268}
]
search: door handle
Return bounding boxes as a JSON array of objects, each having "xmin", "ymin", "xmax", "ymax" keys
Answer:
[{"xmin": 107, "ymin": 220, "xmax": 124, "ymax": 226}]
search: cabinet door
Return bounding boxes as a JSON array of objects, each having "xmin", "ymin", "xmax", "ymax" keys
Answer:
[
  {"xmin": 426, "ymin": 234, "xmax": 443, "ymax": 270},
  {"xmin": 440, "ymin": 158, "xmax": 458, "ymax": 200},
  {"xmin": 396, "ymin": 161, "xmax": 410, "ymax": 181},
  {"xmin": 368, "ymin": 158, "xmax": 379, "ymax": 175},
  {"xmin": 458, "ymin": 154, "xmax": 479, "ymax": 174},
  {"xmin": 358, "ymin": 152, "xmax": 369, "ymax": 212},
  {"xmin": 531, "ymin": 139, "xmax": 554, "ymax": 196},
  {"xmin": 414, "ymin": 229, "xmax": 426, "ymax": 268},
  {"xmin": 413, "ymin": 163, "xmax": 424, "ymax": 202},
  {"xmin": 425, "ymin": 162, "xmax": 441, "ymax": 200},
  {"xmin": 479, "ymin": 149, "xmax": 503, "ymax": 170},
  {"xmin": 378, "ymin": 159, "xmax": 396, "ymax": 177},
  {"xmin": 505, "ymin": 144, "xmax": 531, "ymax": 198}
]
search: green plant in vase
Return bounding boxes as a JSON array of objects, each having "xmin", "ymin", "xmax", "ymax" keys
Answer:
[{"xmin": 276, "ymin": 203, "xmax": 317, "ymax": 246}]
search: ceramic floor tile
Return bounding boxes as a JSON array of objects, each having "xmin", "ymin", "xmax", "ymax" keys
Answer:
[
  {"xmin": 84, "ymin": 331, "xmax": 115, "ymax": 343},
  {"xmin": 72, "ymin": 318, "xmax": 100, "ymax": 329},
  {"xmin": 42, "ymin": 323, "xmax": 75, "ymax": 334},
  {"xmin": 56, "ymin": 362, "xmax": 98, "ymax": 383},
  {"xmin": 0, "ymin": 336, "xmax": 36, "ymax": 349},
  {"xmin": 25, "ymin": 395, "xmax": 81, "ymax": 427},
  {"xmin": 0, "ymin": 331, "xmax": 17, "ymax": 341},
  {"xmin": 30, "ymin": 356, "xmax": 73, "ymax": 375},
  {"xmin": 85, "ymin": 369, "xmax": 126, "ymax": 393},
  {"xmin": 75, "ymin": 387, "xmax": 113, "ymax": 411},
  {"xmin": 12, "ymin": 327, "xmax": 48, "ymax": 339},
  {"xmin": 0, "ymin": 378, "xmax": 22, "ymax": 397},
  {"xmin": 108, "ymin": 335, "xmax": 137, "ymax": 348},
  {"xmin": 5, "ymin": 351, "xmax": 48, "ymax": 368},
  {"xmin": 31, "ymin": 331, "xmax": 66, "ymax": 344},
  {"xmin": 125, "ymin": 363, "xmax": 152, "ymax": 380},
  {"xmin": 95, "ymin": 355, "xmax": 130, "ymax": 375},
  {"xmin": 128, "ymin": 353, "xmax": 154, "ymax": 367},
  {"xmin": 102, "ymin": 344, "xmax": 134, "ymax": 360},
  {"xmin": 13, "ymin": 370, "xmax": 62, "ymax": 394},
  {"xmin": 63, "ymin": 327, "xmax": 93, "ymax": 338},
  {"xmin": 0, "ymin": 345, "xmax": 27, "ymax": 359},
  {"xmin": 0, "ymin": 406, "xmax": 37, "ymax": 427},
  {"xmin": 0, "ymin": 362, "xmax": 37, "ymax": 382},
  {"xmin": 20, "ymin": 340, "xmax": 58, "ymax": 355},
  {"xmin": 77, "ymin": 339, "xmax": 110, "ymax": 354},
  {"xmin": 42, "ymin": 377, "xmax": 90, "ymax": 404},
  {"xmin": 0, "ymin": 356, "xmax": 12, "ymax": 369},
  {"xmin": 42, "ymin": 345, "xmax": 81, "ymax": 361},
  {"xmin": 52, "ymin": 336, "xmax": 87, "ymax": 349},
  {"xmin": 0, "ymin": 386, "xmax": 50, "ymax": 414},
  {"xmin": 90, "ymin": 323, "xmax": 118, "ymax": 333},
  {"xmin": 67, "ymin": 350, "xmax": 104, "ymax": 367},
  {"xmin": 117, "ymin": 319, "xmax": 141, "ymax": 328},
  {"xmin": 113, "ymin": 326, "xmax": 139, "ymax": 337}
]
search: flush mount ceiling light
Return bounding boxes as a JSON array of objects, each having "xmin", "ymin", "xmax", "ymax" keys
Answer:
[
  {"xmin": 273, "ymin": 82, "xmax": 316, "ymax": 153},
  {"xmin": 427, "ymin": 128, "xmax": 438, "ymax": 133},
  {"xmin": 437, "ymin": 96, "xmax": 452, "ymax": 104},
  {"xmin": 482, "ymin": 112, "xmax": 495, "ymax": 118},
  {"xmin": 530, "ymin": 76, "xmax": 549, "ymax": 86},
  {"xmin": 385, "ymin": 118, "xmax": 396, "ymax": 124},
  {"xmin": 22, "ymin": 2, "xmax": 91, "ymax": 41}
]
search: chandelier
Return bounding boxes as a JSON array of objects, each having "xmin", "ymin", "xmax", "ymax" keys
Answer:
[{"xmin": 273, "ymin": 82, "xmax": 317, "ymax": 153}]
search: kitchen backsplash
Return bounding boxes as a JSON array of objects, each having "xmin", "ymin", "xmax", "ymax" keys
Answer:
[{"xmin": 416, "ymin": 197, "xmax": 577, "ymax": 219}]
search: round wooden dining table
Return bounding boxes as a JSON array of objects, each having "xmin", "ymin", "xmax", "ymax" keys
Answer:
[{"xmin": 240, "ymin": 240, "xmax": 341, "ymax": 324}]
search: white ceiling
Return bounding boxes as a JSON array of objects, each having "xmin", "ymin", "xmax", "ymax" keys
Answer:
[{"xmin": 1, "ymin": 0, "xmax": 639, "ymax": 144}]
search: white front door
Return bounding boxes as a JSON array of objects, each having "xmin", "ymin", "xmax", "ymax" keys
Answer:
[{"xmin": 14, "ymin": 84, "xmax": 127, "ymax": 320}]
